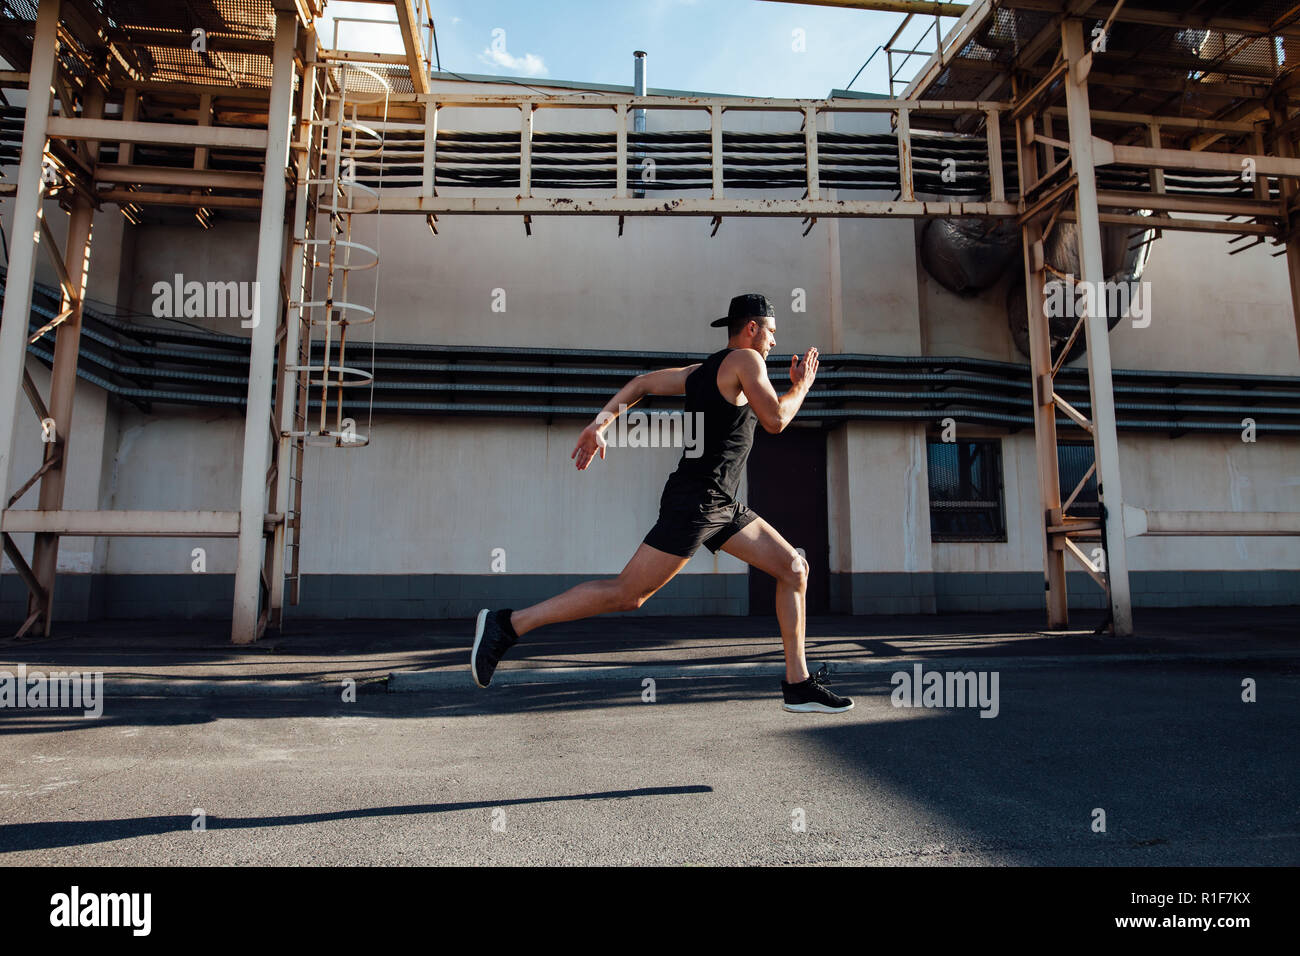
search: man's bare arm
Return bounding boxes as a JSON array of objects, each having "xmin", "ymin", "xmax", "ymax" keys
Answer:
[
  {"xmin": 571, "ymin": 364, "xmax": 701, "ymax": 470},
  {"xmin": 736, "ymin": 347, "xmax": 819, "ymax": 434},
  {"xmin": 638, "ymin": 363, "xmax": 701, "ymax": 396}
]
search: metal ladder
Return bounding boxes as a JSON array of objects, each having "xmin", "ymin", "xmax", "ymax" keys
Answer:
[{"xmin": 282, "ymin": 61, "xmax": 390, "ymax": 606}]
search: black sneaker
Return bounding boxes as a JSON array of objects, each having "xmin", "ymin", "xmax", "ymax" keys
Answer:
[
  {"xmin": 781, "ymin": 664, "xmax": 854, "ymax": 713},
  {"xmin": 470, "ymin": 608, "xmax": 519, "ymax": 688}
]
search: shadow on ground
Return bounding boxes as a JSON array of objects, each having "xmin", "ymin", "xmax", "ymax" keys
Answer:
[
  {"xmin": 0, "ymin": 786, "xmax": 713, "ymax": 853},
  {"xmin": 0, "ymin": 608, "xmax": 1294, "ymax": 686},
  {"xmin": 2, "ymin": 656, "xmax": 1297, "ymax": 863}
]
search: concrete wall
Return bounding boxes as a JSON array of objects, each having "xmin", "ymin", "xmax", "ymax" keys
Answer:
[{"xmin": 1121, "ymin": 230, "xmax": 1299, "ymax": 376}]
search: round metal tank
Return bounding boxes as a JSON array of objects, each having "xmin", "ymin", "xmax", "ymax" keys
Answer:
[
  {"xmin": 1005, "ymin": 220, "xmax": 1153, "ymax": 364},
  {"xmin": 919, "ymin": 218, "xmax": 1022, "ymax": 295}
]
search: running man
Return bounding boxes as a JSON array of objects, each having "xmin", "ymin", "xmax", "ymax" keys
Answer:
[{"xmin": 471, "ymin": 293, "xmax": 852, "ymax": 713}]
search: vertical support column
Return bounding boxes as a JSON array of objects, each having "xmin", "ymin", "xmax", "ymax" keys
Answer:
[
  {"xmin": 519, "ymin": 102, "xmax": 532, "ymax": 198},
  {"xmin": 231, "ymin": 8, "xmax": 298, "ymax": 644},
  {"xmin": 0, "ymin": 0, "xmax": 60, "ymax": 511},
  {"xmin": 269, "ymin": 46, "xmax": 319, "ymax": 632},
  {"xmin": 710, "ymin": 104, "xmax": 723, "ymax": 198},
  {"xmin": 119, "ymin": 87, "xmax": 138, "ymax": 165},
  {"xmin": 1148, "ymin": 124, "xmax": 1165, "ymax": 196},
  {"xmin": 804, "ymin": 105, "xmax": 819, "ymax": 198},
  {"xmin": 985, "ymin": 108, "xmax": 1004, "ymax": 203},
  {"xmin": 896, "ymin": 107, "xmax": 913, "ymax": 202},
  {"xmin": 27, "ymin": 87, "xmax": 103, "ymax": 635},
  {"xmin": 1061, "ymin": 18, "xmax": 1133, "ymax": 637},
  {"xmin": 192, "ymin": 92, "xmax": 212, "ymax": 218},
  {"xmin": 1286, "ymin": 222, "xmax": 1300, "ymax": 365},
  {"xmin": 422, "ymin": 99, "xmax": 437, "ymax": 197},
  {"xmin": 1148, "ymin": 122, "xmax": 1170, "ymax": 231},
  {"xmin": 1271, "ymin": 103, "xmax": 1300, "ymax": 364},
  {"xmin": 1015, "ymin": 104, "xmax": 1068, "ymax": 629},
  {"xmin": 615, "ymin": 103, "xmax": 628, "ymax": 198},
  {"xmin": 1251, "ymin": 130, "xmax": 1269, "ymax": 203}
]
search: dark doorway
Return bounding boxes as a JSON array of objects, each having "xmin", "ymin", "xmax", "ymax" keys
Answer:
[{"xmin": 744, "ymin": 425, "xmax": 829, "ymax": 615}]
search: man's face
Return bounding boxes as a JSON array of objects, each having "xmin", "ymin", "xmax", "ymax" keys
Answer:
[{"xmin": 750, "ymin": 318, "xmax": 775, "ymax": 357}]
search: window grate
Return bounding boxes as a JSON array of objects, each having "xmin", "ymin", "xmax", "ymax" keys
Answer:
[{"xmin": 927, "ymin": 439, "xmax": 1006, "ymax": 542}]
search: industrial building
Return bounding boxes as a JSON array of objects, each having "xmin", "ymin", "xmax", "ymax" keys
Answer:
[{"xmin": 0, "ymin": 0, "xmax": 1297, "ymax": 645}]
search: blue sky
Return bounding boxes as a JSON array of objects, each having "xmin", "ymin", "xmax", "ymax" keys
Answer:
[{"xmin": 322, "ymin": 0, "xmax": 962, "ymax": 98}]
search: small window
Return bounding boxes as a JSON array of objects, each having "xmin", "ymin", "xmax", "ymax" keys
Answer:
[
  {"xmin": 927, "ymin": 439, "xmax": 1006, "ymax": 542},
  {"xmin": 1058, "ymin": 442, "xmax": 1099, "ymax": 518}
]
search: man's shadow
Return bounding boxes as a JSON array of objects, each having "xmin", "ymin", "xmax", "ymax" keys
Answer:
[{"xmin": 0, "ymin": 785, "xmax": 713, "ymax": 853}]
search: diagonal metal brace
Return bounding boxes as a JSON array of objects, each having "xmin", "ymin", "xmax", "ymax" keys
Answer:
[
  {"xmin": 2, "ymin": 531, "xmax": 49, "ymax": 637},
  {"xmin": 8, "ymin": 444, "xmax": 63, "ymax": 508}
]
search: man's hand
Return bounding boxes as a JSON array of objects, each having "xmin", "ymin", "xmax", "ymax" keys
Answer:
[
  {"xmin": 790, "ymin": 347, "xmax": 819, "ymax": 390},
  {"xmin": 572, "ymin": 421, "xmax": 608, "ymax": 470}
]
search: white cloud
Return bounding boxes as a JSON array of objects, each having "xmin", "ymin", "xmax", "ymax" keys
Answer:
[{"xmin": 478, "ymin": 45, "xmax": 548, "ymax": 77}]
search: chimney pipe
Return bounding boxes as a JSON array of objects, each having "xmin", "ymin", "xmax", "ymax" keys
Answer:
[{"xmin": 633, "ymin": 51, "xmax": 647, "ymax": 198}]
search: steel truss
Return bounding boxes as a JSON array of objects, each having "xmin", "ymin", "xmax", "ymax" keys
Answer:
[{"xmin": 1, "ymin": 1, "xmax": 1298, "ymax": 641}]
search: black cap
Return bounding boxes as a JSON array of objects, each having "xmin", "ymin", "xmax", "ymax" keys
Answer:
[{"xmin": 711, "ymin": 293, "xmax": 776, "ymax": 328}]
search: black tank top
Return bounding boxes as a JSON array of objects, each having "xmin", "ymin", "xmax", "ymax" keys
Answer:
[{"xmin": 664, "ymin": 347, "xmax": 758, "ymax": 500}]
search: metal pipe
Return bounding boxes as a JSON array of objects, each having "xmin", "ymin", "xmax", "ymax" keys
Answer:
[
  {"xmin": 8, "ymin": 275, "xmax": 1300, "ymax": 430},
  {"xmin": 633, "ymin": 51, "xmax": 646, "ymax": 199}
]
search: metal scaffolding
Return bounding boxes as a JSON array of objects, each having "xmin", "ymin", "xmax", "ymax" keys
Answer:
[{"xmin": 0, "ymin": 0, "xmax": 1297, "ymax": 642}]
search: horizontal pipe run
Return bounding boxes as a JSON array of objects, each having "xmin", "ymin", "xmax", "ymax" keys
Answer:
[
  {"xmin": 0, "ymin": 509, "xmax": 241, "ymax": 536},
  {"xmin": 1123, "ymin": 506, "xmax": 1300, "ymax": 536},
  {"xmin": 7, "ymin": 275, "xmax": 1300, "ymax": 432}
]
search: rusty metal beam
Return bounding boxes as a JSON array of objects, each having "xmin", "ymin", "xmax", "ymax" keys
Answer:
[
  {"xmin": 1097, "ymin": 141, "xmax": 1300, "ymax": 178},
  {"xmin": 96, "ymin": 189, "xmax": 264, "ymax": 208},
  {"xmin": 2, "ymin": 533, "xmax": 49, "ymax": 634},
  {"xmin": 47, "ymin": 117, "xmax": 269, "ymax": 150},
  {"xmin": 1046, "ymin": 106, "xmax": 1261, "ymax": 134},
  {"xmin": 409, "ymin": 92, "xmax": 1006, "ymax": 112},
  {"xmin": 1012, "ymin": 0, "xmax": 1300, "ymax": 39},
  {"xmin": 0, "ymin": 2, "xmax": 62, "ymax": 544},
  {"xmin": 106, "ymin": 27, "xmax": 274, "ymax": 55},
  {"xmin": 393, "ymin": 0, "xmax": 430, "ymax": 94},
  {"xmin": 1058, "ymin": 210, "xmax": 1277, "ymax": 235},
  {"xmin": 94, "ymin": 164, "xmax": 265, "ymax": 190},
  {"xmin": 376, "ymin": 197, "xmax": 1020, "ymax": 217},
  {"xmin": 1062, "ymin": 16, "xmax": 1133, "ymax": 637},
  {"xmin": 1094, "ymin": 191, "xmax": 1280, "ymax": 218},
  {"xmin": 8, "ymin": 449, "xmax": 63, "ymax": 510},
  {"xmin": 1062, "ymin": 537, "xmax": 1108, "ymax": 591},
  {"xmin": 1015, "ymin": 93, "xmax": 1069, "ymax": 629}
]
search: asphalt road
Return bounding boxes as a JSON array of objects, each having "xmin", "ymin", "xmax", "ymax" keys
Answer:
[{"xmin": 1, "ymin": 658, "xmax": 1296, "ymax": 866}]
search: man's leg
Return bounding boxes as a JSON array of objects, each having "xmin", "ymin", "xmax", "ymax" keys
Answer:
[
  {"xmin": 510, "ymin": 543, "xmax": 691, "ymax": 637},
  {"xmin": 717, "ymin": 516, "xmax": 810, "ymax": 683}
]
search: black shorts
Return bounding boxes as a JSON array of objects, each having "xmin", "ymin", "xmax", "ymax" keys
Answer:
[{"xmin": 642, "ymin": 480, "xmax": 758, "ymax": 559}]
